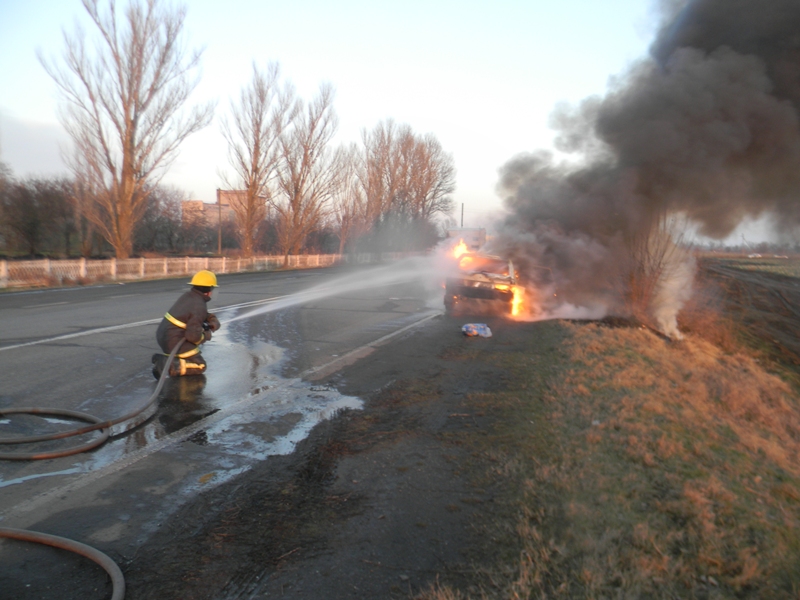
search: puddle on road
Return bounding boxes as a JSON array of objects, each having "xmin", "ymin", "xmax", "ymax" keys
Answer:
[
  {"xmin": 0, "ymin": 316, "xmax": 363, "ymax": 489},
  {"xmin": 102, "ymin": 320, "xmax": 362, "ymax": 458}
]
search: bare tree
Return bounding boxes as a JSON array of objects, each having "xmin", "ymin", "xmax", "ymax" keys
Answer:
[
  {"xmin": 0, "ymin": 161, "xmax": 11, "ymax": 196},
  {"xmin": 406, "ymin": 133, "xmax": 456, "ymax": 220},
  {"xmin": 358, "ymin": 120, "xmax": 456, "ymax": 249},
  {"xmin": 65, "ymin": 145, "xmax": 107, "ymax": 257},
  {"xmin": 272, "ymin": 83, "xmax": 338, "ymax": 263},
  {"xmin": 3, "ymin": 178, "xmax": 71, "ymax": 256},
  {"xmin": 178, "ymin": 211, "xmax": 214, "ymax": 254},
  {"xmin": 623, "ymin": 210, "xmax": 695, "ymax": 338},
  {"xmin": 39, "ymin": 0, "xmax": 214, "ymax": 258},
  {"xmin": 359, "ymin": 119, "xmax": 402, "ymax": 225},
  {"xmin": 3, "ymin": 181, "xmax": 41, "ymax": 255},
  {"xmin": 68, "ymin": 160, "xmax": 101, "ymax": 257},
  {"xmin": 331, "ymin": 143, "xmax": 368, "ymax": 253},
  {"xmin": 133, "ymin": 184, "xmax": 184, "ymax": 253},
  {"xmin": 221, "ymin": 62, "xmax": 294, "ymax": 257},
  {"xmin": 0, "ymin": 161, "xmax": 13, "ymax": 252},
  {"xmin": 45, "ymin": 178, "xmax": 77, "ymax": 256}
]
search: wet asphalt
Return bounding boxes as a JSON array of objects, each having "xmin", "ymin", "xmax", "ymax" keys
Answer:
[{"xmin": 0, "ymin": 261, "xmax": 442, "ymax": 591}]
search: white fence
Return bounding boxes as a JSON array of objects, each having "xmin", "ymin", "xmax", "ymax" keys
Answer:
[{"xmin": 0, "ymin": 253, "xmax": 401, "ymax": 289}]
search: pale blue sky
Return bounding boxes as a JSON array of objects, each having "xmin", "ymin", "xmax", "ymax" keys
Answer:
[{"xmin": 0, "ymin": 0, "xmax": 659, "ymax": 228}]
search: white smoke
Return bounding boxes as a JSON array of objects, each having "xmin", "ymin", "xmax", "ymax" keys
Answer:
[{"xmin": 651, "ymin": 248, "xmax": 696, "ymax": 339}]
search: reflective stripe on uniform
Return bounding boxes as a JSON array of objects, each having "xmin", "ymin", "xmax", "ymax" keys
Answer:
[
  {"xmin": 162, "ymin": 346, "xmax": 200, "ymax": 359},
  {"xmin": 165, "ymin": 312, "xmax": 187, "ymax": 329},
  {"xmin": 179, "ymin": 359, "xmax": 206, "ymax": 376},
  {"xmin": 178, "ymin": 347, "xmax": 200, "ymax": 359}
]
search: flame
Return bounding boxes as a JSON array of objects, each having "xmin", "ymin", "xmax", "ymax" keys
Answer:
[
  {"xmin": 511, "ymin": 285, "xmax": 525, "ymax": 317},
  {"xmin": 452, "ymin": 239, "xmax": 468, "ymax": 258}
]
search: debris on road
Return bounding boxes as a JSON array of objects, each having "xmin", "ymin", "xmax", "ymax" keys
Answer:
[{"xmin": 461, "ymin": 323, "xmax": 492, "ymax": 337}]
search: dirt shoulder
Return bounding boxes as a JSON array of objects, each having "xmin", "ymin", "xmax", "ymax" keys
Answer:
[{"xmin": 120, "ymin": 314, "xmax": 567, "ymax": 600}]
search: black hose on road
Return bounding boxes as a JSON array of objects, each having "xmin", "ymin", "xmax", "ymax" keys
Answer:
[{"xmin": 0, "ymin": 340, "xmax": 182, "ymax": 460}]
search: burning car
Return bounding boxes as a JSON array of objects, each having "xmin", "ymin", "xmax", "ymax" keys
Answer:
[{"xmin": 443, "ymin": 248, "xmax": 523, "ymax": 316}]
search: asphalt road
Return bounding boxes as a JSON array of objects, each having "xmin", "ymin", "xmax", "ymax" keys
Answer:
[{"xmin": 0, "ymin": 260, "xmax": 442, "ymax": 595}]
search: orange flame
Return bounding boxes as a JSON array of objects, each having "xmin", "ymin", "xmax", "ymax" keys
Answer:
[
  {"xmin": 458, "ymin": 256, "xmax": 474, "ymax": 269},
  {"xmin": 452, "ymin": 239, "xmax": 468, "ymax": 258},
  {"xmin": 511, "ymin": 285, "xmax": 525, "ymax": 317}
]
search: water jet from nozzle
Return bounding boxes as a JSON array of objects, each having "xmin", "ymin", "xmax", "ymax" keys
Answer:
[{"xmin": 224, "ymin": 257, "xmax": 441, "ymax": 324}]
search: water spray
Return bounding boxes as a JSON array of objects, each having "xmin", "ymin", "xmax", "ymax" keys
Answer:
[{"xmin": 225, "ymin": 257, "xmax": 443, "ymax": 324}]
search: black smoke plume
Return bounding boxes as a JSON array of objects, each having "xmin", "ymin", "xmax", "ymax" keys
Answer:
[{"xmin": 492, "ymin": 0, "xmax": 800, "ymax": 336}]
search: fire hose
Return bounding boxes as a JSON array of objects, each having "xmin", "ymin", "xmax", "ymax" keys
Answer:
[
  {"xmin": 0, "ymin": 528, "xmax": 125, "ymax": 600},
  {"xmin": 0, "ymin": 339, "xmax": 183, "ymax": 460},
  {"xmin": 0, "ymin": 338, "xmax": 186, "ymax": 600}
]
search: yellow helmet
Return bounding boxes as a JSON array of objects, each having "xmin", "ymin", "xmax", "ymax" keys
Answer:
[{"xmin": 189, "ymin": 270, "xmax": 218, "ymax": 287}]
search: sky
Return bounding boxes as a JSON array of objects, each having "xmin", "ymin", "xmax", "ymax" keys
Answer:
[{"xmin": 0, "ymin": 0, "xmax": 661, "ymax": 230}]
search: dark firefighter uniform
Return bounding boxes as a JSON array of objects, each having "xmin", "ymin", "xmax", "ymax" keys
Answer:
[{"xmin": 152, "ymin": 270, "xmax": 221, "ymax": 379}]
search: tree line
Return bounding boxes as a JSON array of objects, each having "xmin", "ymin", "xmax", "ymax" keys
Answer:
[
  {"xmin": 0, "ymin": 165, "xmax": 227, "ymax": 257},
  {"xmin": 0, "ymin": 0, "xmax": 456, "ymax": 260}
]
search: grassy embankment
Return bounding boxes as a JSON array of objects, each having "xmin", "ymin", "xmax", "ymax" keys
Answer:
[{"xmin": 419, "ymin": 269, "xmax": 800, "ymax": 599}]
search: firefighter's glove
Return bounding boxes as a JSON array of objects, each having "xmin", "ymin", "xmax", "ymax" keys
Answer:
[
  {"xmin": 203, "ymin": 329, "xmax": 212, "ymax": 343},
  {"xmin": 206, "ymin": 314, "xmax": 221, "ymax": 332}
]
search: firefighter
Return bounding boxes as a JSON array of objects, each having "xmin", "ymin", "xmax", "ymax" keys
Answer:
[{"xmin": 152, "ymin": 270, "xmax": 221, "ymax": 379}]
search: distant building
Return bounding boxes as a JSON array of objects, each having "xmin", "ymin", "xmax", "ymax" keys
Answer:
[
  {"xmin": 207, "ymin": 190, "xmax": 238, "ymax": 227},
  {"xmin": 181, "ymin": 200, "xmax": 207, "ymax": 226},
  {"xmin": 180, "ymin": 189, "xmax": 238, "ymax": 226},
  {"xmin": 446, "ymin": 228, "xmax": 486, "ymax": 251}
]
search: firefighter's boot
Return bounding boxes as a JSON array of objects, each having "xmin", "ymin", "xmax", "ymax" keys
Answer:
[
  {"xmin": 168, "ymin": 356, "xmax": 207, "ymax": 377},
  {"xmin": 152, "ymin": 354, "xmax": 167, "ymax": 380}
]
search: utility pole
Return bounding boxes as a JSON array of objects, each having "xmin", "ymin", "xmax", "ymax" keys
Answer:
[
  {"xmin": 216, "ymin": 188, "xmax": 222, "ymax": 255},
  {"xmin": 461, "ymin": 203, "xmax": 464, "ymax": 228}
]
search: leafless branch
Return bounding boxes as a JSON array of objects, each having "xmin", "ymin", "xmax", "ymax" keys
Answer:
[
  {"xmin": 271, "ymin": 82, "xmax": 339, "ymax": 259},
  {"xmin": 39, "ymin": 0, "xmax": 214, "ymax": 257},
  {"xmin": 220, "ymin": 62, "xmax": 293, "ymax": 256}
]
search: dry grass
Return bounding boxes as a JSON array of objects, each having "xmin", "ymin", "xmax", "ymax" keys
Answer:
[
  {"xmin": 677, "ymin": 274, "xmax": 742, "ymax": 355},
  {"xmin": 417, "ymin": 317, "xmax": 800, "ymax": 599},
  {"xmin": 520, "ymin": 325, "xmax": 800, "ymax": 597},
  {"xmin": 714, "ymin": 256, "xmax": 800, "ymax": 279},
  {"xmin": 415, "ymin": 582, "xmax": 469, "ymax": 600}
]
